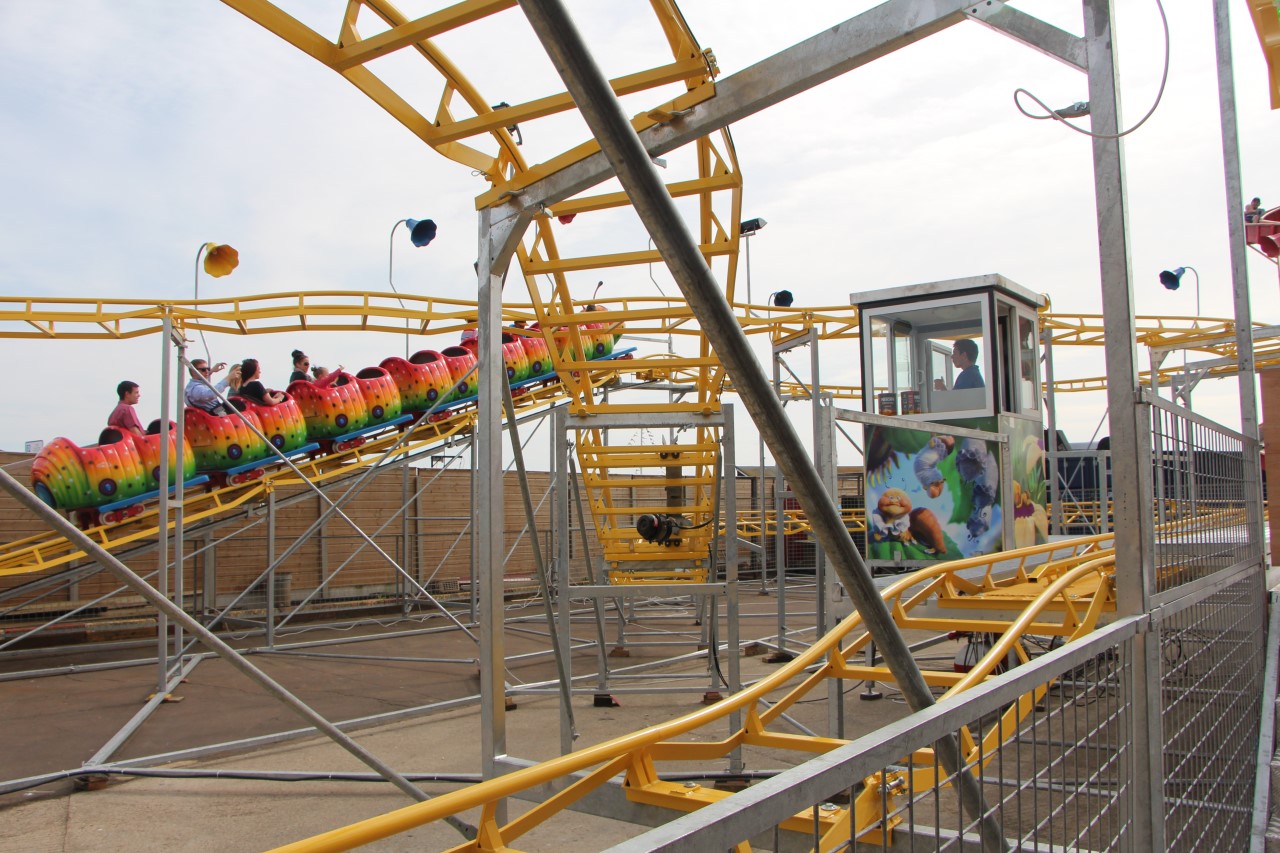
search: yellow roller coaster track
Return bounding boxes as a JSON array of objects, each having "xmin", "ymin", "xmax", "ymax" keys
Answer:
[
  {"xmin": 2, "ymin": 293, "xmax": 1269, "ymax": 384},
  {"xmin": 0, "ymin": 365, "xmax": 623, "ymax": 578},
  {"xmin": 262, "ymin": 534, "xmax": 1115, "ymax": 852}
]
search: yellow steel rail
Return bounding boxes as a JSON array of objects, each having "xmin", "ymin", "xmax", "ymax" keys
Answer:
[
  {"xmin": 2, "ymin": 294, "xmax": 1263, "ymax": 399},
  {"xmin": 267, "ymin": 534, "xmax": 1115, "ymax": 852},
  {"xmin": 0, "ymin": 365, "xmax": 626, "ymax": 577},
  {"xmin": 2, "ymin": 294, "xmax": 1256, "ymax": 346}
]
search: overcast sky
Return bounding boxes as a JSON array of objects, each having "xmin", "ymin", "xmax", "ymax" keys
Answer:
[{"xmin": 0, "ymin": 1, "xmax": 1277, "ymax": 461}]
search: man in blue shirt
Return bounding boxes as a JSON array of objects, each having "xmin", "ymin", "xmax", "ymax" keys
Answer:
[
  {"xmin": 950, "ymin": 339, "xmax": 984, "ymax": 390},
  {"xmin": 185, "ymin": 359, "xmax": 231, "ymax": 415}
]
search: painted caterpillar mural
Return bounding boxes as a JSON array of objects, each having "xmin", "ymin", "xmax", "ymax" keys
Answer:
[{"xmin": 32, "ymin": 325, "xmax": 623, "ymax": 527}]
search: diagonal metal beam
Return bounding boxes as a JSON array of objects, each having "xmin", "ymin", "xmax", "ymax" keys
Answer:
[
  {"xmin": 515, "ymin": 1, "xmax": 1008, "ymax": 849},
  {"xmin": 967, "ymin": 2, "xmax": 1086, "ymax": 70}
]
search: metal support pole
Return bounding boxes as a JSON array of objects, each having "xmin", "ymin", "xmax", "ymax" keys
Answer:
[
  {"xmin": 501, "ymin": 380, "xmax": 577, "ymax": 750},
  {"xmin": 817, "ymin": 393, "xmax": 843, "ymax": 739},
  {"xmin": 553, "ymin": 406, "xmax": 576, "ymax": 749},
  {"xmin": 157, "ymin": 316, "xmax": 173, "ymax": 694},
  {"xmin": 173, "ymin": 333, "xmax": 187, "ymax": 668},
  {"xmin": 1213, "ymin": 0, "xmax": 1265, "ymax": 554},
  {"xmin": 266, "ymin": 488, "xmax": 276, "ymax": 649},
  {"xmin": 1082, "ymin": 0, "xmax": 1162, "ymax": 847},
  {"xmin": 516, "ymin": 3, "xmax": 1006, "ymax": 847},
  {"xmin": 469, "ymin": 437, "xmax": 479, "ymax": 625},
  {"xmin": 401, "ymin": 463, "xmax": 411, "ymax": 608},
  {"xmin": 478, "ymin": 207, "xmax": 511, "ymax": 797},
  {"xmin": 769, "ymin": 347, "xmax": 790, "ymax": 662},
  {"xmin": 722, "ymin": 407, "xmax": 743, "ymax": 773},
  {"xmin": 757, "ymin": 434, "xmax": 767, "ymax": 594}
]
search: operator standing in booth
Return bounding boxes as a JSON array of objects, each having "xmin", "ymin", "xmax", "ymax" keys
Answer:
[
  {"xmin": 950, "ymin": 339, "xmax": 984, "ymax": 389},
  {"xmin": 933, "ymin": 339, "xmax": 984, "ymax": 391}
]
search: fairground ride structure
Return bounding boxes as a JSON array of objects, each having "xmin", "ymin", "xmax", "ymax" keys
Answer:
[{"xmin": 0, "ymin": 1, "xmax": 1275, "ymax": 850}]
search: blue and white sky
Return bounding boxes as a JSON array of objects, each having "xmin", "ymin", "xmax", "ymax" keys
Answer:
[{"xmin": 0, "ymin": 1, "xmax": 1277, "ymax": 458}]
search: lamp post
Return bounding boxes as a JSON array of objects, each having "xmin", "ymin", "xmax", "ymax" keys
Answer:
[
  {"xmin": 739, "ymin": 217, "xmax": 767, "ymax": 314},
  {"xmin": 1159, "ymin": 265, "xmax": 1200, "ymax": 317},
  {"xmin": 194, "ymin": 242, "xmax": 238, "ymax": 364},
  {"xmin": 389, "ymin": 217, "xmax": 437, "ymax": 357},
  {"xmin": 1159, "ymin": 265, "xmax": 1201, "ymax": 403},
  {"xmin": 738, "ymin": 217, "xmax": 771, "ymax": 596}
]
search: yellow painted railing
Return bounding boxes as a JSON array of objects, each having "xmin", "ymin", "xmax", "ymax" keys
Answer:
[{"xmin": 268, "ymin": 534, "xmax": 1115, "ymax": 852}]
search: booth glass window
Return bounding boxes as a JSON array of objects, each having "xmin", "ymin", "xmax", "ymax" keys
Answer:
[
  {"xmin": 1017, "ymin": 312, "xmax": 1040, "ymax": 414},
  {"xmin": 862, "ymin": 296, "xmax": 991, "ymax": 417},
  {"xmin": 868, "ymin": 317, "xmax": 891, "ymax": 402}
]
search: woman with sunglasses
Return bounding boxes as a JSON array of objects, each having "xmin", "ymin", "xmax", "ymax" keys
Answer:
[{"xmin": 289, "ymin": 349, "xmax": 311, "ymax": 384}]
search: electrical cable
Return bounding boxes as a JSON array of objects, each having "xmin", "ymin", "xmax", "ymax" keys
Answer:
[{"xmin": 1012, "ymin": 0, "xmax": 1170, "ymax": 140}]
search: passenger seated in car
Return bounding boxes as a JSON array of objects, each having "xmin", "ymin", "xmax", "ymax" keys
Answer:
[
  {"xmin": 185, "ymin": 359, "xmax": 232, "ymax": 415},
  {"xmin": 238, "ymin": 358, "xmax": 285, "ymax": 405},
  {"xmin": 107, "ymin": 381, "xmax": 145, "ymax": 437}
]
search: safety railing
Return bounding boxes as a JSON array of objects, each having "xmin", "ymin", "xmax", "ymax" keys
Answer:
[
  {"xmin": 1145, "ymin": 391, "xmax": 1261, "ymax": 594},
  {"xmin": 1159, "ymin": 573, "xmax": 1266, "ymax": 851},
  {"xmin": 613, "ymin": 615, "xmax": 1141, "ymax": 852},
  {"xmin": 607, "ymin": 568, "xmax": 1267, "ymax": 853}
]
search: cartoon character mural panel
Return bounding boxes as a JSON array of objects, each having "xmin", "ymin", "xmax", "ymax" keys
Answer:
[
  {"xmin": 864, "ymin": 424, "xmax": 1003, "ymax": 564},
  {"xmin": 1006, "ymin": 416, "xmax": 1048, "ymax": 547}
]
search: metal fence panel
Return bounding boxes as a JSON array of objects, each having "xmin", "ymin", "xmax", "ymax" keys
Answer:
[
  {"xmin": 1146, "ymin": 394, "xmax": 1258, "ymax": 595},
  {"xmin": 1160, "ymin": 573, "xmax": 1267, "ymax": 852},
  {"xmin": 610, "ymin": 620, "xmax": 1141, "ymax": 852}
]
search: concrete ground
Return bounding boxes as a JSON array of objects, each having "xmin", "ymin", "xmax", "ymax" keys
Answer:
[{"xmin": 0, "ymin": 583, "xmax": 946, "ymax": 852}]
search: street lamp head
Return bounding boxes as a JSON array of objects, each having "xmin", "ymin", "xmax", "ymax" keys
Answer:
[
  {"xmin": 739, "ymin": 217, "xmax": 767, "ymax": 236},
  {"xmin": 406, "ymin": 218, "xmax": 437, "ymax": 248},
  {"xmin": 1159, "ymin": 267, "xmax": 1186, "ymax": 291},
  {"xmin": 201, "ymin": 243, "xmax": 239, "ymax": 278}
]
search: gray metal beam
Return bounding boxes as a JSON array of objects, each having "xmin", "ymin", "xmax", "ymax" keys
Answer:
[
  {"xmin": 492, "ymin": 0, "xmax": 975, "ymax": 221},
  {"xmin": 478, "ymin": 208, "xmax": 513, "ymax": 793},
  {"xmin": 968, "ymin": 2, "xmax": 1087, "ymax": 70},
  {"xmin": 1081, "ymin": 0, "xmax": 1162, "ymax": 847},
  {"xmin": 516, "ymin": 2, "xmax": 1006, "ymax": 849},
  {"xmin": 1212, "ymin": 0, "xmax": 1266, "ymax": 557}
]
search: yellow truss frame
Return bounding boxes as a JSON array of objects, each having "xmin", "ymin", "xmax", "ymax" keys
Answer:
[{"xmin": 264, "ymin": 535, "xmax": 1117, "ymax": 852}]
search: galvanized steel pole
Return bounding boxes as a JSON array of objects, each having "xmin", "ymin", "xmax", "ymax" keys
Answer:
[
  {"xmin": 1082, "ymin": 0, "xmax": 1162, "ymax": 847},
  {"xmin": 1212, "ymin": 0, "xmax": 1265, "ymax": 554},
  {"xmin": 516, "ymin": 1, "xmax": 1005, "ymax": 848}
]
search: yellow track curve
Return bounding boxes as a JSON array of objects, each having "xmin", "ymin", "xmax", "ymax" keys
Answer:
[{"xmin": 262, "ymin": 535, "xmax": 1115, "ymax": 852}]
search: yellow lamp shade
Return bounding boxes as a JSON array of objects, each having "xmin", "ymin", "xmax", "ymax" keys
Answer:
[{"xmin": 203, "ymin": 243, "xmax": 239, "ymax": 278}]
